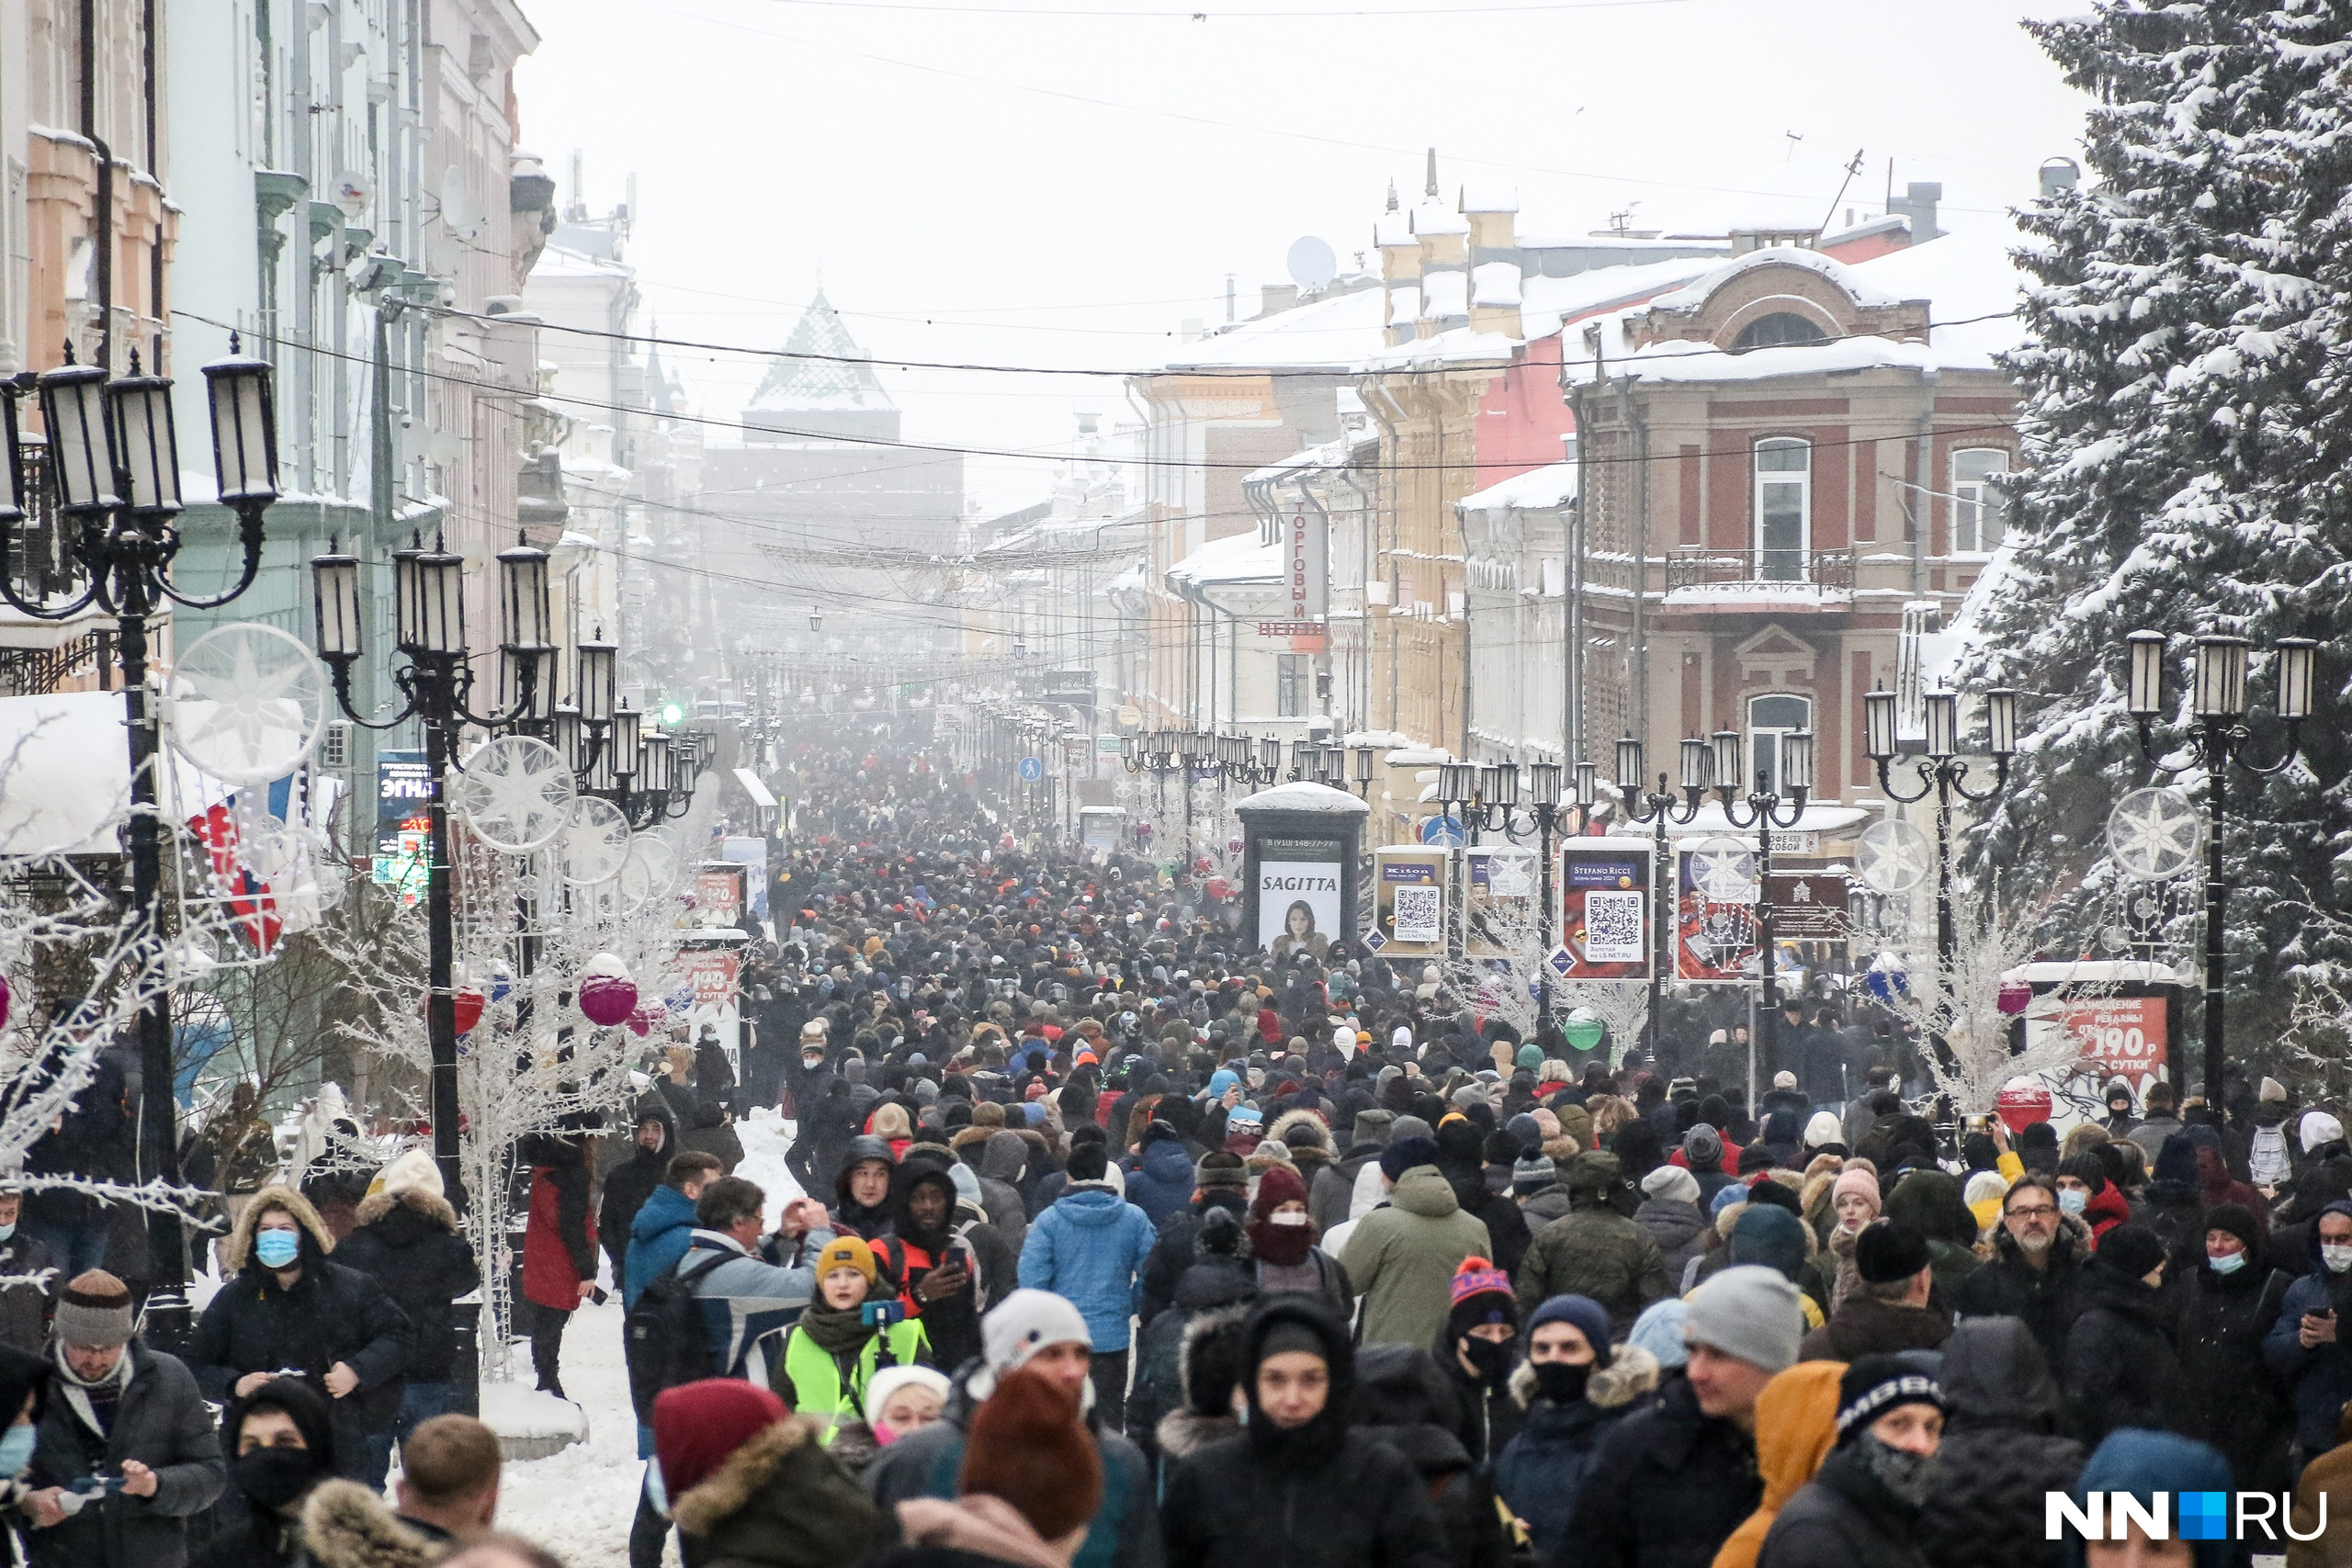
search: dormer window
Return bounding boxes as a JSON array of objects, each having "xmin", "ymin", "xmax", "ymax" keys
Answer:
[{"xmin": 1730, "ymin": 312, "xmax": 1830, "ymax": 352}]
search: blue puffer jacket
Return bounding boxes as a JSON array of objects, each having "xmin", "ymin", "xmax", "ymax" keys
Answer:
[
  {"xmin": 2262, "ymin": 1196, "xmax": 2352, "ymax": 1453},
  {"xmin": 1018, "ymin": 1185, "xmax": 1158, "ymax": 1351},
  {"xmin": 623, "ymin": 1183, "xmax": 699, "ymax": 1311},
  {"xmin": 1123, "ymin": 1135, "xmax": 1196, "ymax": 1228}
]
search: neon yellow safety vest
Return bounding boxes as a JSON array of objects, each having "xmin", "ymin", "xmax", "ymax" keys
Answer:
[{"xmin": 779, "ymin": 1318, "xmax": 930, "ymax": 1442}]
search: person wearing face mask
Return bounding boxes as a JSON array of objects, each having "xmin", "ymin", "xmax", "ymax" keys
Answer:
[
  {"xmin": 1161, "ymin": 1297, "xmax": 1447, "ymax": 1568},
  {"xmin": 188, "ymin": 1377, "xmax": 338, "ymax": 1568},
  {"xmin": 1244, "ymin": 1166, "xmax": 1351, "ymax": 1319},
  {"xmin": 24, "ymin": 1270, "xmax": 225, "ymax": 1568},
  {"xmin": 2052, "ymin": 1156, "xmax": 2130, "ymax": 1245},
  {"xmin": 2264, "ymin": 1198, "xmax": 2352, "ymax": 1472},
  {"xmin": 2059, "ymin": 1224, "xmax": 2186, "ymax": 1445},
  {"xmin": 1493, "ymin": 1295, "xmax": 1660, "ymax": 1562},
  {"xmin": 1754, "ymin": 1356, "xmax": 1944, "ymax": 1568},
  {"xmin": 0, "ymin": 1342, "xmax": 51, "ymax": 1559},
  {"xmin": 1953, "ymin": 1177, "xmax": 2090, "ymax": 1371},
  {"xmin": 2173, "ymin": 1202, "xmax": 2291, "ymax": 1504},
  {"xmin": 1432, "ymin": 1258, "xmax": 1520, "ymax": 1461},
  {"xmin": 185, "ymin": 1187, "xmax": 414, "ymax": 1484}
]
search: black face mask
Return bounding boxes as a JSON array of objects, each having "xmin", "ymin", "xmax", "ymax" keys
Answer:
[
  {"xmin": 235, "ymin": 1448, "xmax": 322, "ymax": 1511},
  {"xmin": 1461, "ymin": 1335, "xmax": 1514, "ymax": 1386},
  {"xmin": 1532, "ymin": 1361, "xmax": 1591, "ymax": 1404}
]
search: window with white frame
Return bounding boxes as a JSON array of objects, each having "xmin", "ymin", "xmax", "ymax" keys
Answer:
[
  {"xmin": 1747, "ymin": 693, "xmax": 1814, "ymax": 795},
  {"xmin": 1277, "ymin": 654, "xmax": 1306, "ymax": 717},
  {"xmin": 1754, "ymin": 438, "xmax": 1811, "ymax": 581},
  {"xmin": 1951, "ymin": 448, "xmax": 2009, "ymax": 556}
]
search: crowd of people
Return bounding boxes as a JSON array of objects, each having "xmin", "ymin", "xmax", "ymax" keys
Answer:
[{"xmin": 1, "ymin": 738, "xmax": 2348, "ymax": 1568}]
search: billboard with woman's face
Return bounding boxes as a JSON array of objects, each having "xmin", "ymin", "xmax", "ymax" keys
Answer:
[{"xmin": 1259, "ymin": 836, "xmax": 1343, "ymax": 961}]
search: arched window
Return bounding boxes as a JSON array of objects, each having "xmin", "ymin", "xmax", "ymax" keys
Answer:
[
  {"xmin": 1951, "ymin": 448, "xmax": 2010, "ymax": 555},
  {"xmin": 1753, "ymin": 438, "xmax": 1811, "ymax": 581},
  {"xmin": 1747, "ymin": 694, "xmax": 1814, "ymax": 796},
  {"xmin": 1731, "ymin": 312, "xmax": 1829, "ymax": 352}
]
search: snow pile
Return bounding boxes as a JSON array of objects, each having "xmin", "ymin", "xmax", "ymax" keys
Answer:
[
  {"xmin": 733, "ymin": 1107, "xmax": 808, "ymax": 1229},
  {"xmin": 481, "ymin": 1382, "xmax": 588, "ymax": 1461},
  {"xmin": 492, "ymin": 1299, "xmax": 648, "ymax": 1565}
]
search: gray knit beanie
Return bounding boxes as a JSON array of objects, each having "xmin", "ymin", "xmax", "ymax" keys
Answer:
[
  {"xmin": 54, "ymin": 1269, "xmax": 133, "ymax": 1349},
  {"xmin": 1680, "ymin": 1264, "xmax": 1804, "ymax": 1373}
]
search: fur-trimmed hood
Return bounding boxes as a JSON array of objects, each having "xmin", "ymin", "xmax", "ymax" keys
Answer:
[
  {"xmin": 223, "ymin": 1182, "xmax": 335, "ymax": 1272},
  {"xmin": 300, "ymin": 1478, "xmax": 435, "ymax": 1568},
  {"xmin": 352, "ymin": 1185, "xmax": 458, "ymax": 1232},
  {"xmin": 1508, "ymin": 1343, "xmax": 1661, "ymax": 1413},
  {"xmin": 1977, "ymin": 1208, "xmax": 2094, "ymax": 1266},
  {"xmin": 1268, "ymin": 1108, "xmax": 1334, "ymax": 1156},
  {"xmin": 1177, "ymin": 1300, "xmax": 1253, "ymax": 1417},
  {"xmin": 672, "ymin": 1417, "xmax": 825, "ymax": 1536},
  {"xmin": 1154, "ymin": 1407, "xmax": 1241, "ymax": 1461}
]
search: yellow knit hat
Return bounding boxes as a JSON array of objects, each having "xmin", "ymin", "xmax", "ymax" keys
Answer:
[{"xmin": 814, "ymin": 1235, "xmax": 878, "ymax": 1287}]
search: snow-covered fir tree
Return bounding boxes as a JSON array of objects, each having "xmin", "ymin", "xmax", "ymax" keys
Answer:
[{"xmin": 1969, "ymin": 0, "xmax": 2352, "ymax": 1040}]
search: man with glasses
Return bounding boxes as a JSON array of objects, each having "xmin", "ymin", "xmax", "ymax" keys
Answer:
[{"xmin": 1953, "ymin": 1174, "xmax": 2088, "ymax": 1367}]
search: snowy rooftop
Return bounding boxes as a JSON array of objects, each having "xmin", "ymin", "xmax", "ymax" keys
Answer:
[
  {"xmin": 1163, "ymin": 287, "xmax": 1389, "ymax": 373},
  {"xmin": 1568, "ymin": 229, "xmax": 2029, "ymax": 389},
  {"xmin": 1167, "ymin": 530, "xmax": 1282, "ymax": 587},
  {"xmin": 1244, "ymin": 432, "xmax": 1379, "ymax": 486},
  {"xmin": 1235, "ymin": 781, "xmax": 1370, "ymax": 816},
  {"xmin": 1460, "ymin": 460, "xmax": 1578, "ymax": 514}
]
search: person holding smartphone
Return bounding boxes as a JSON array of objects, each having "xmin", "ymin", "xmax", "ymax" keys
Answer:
[
  {"xmin": 2262, "ymin": 1198, "xmax": 2352, "ymax": 1471},
  {"xmin": 771, "ymin": 1236, "xmax": 928, "ymax": 1448}
]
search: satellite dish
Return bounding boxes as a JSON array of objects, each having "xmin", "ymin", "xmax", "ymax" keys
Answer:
[
  {"xmin": 167, "ymin": 624, "xmax": 328, "ymax": 785},
  {"xmin": 451, "ymin": 737, "xmax": 576, "ymax": 853},
  {"xmin": 562, "ymin": 796, "xmax": 632, "ymax": 886},
  {"xmin": 1286, "ymin": 236, "xmax": 1338, "ymax": 292}
]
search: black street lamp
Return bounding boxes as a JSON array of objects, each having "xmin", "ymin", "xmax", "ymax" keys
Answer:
[
  {"xmin": 2125, "ymin": 628, "xmax": 2314, "ymax": 1104},
  {"xmin": 311, "ymin": 528, "xmax": 551, "ymax": 1204},
  {"xmin": 0, "ymin": 343, "xmax": 279, "ymax": 1348},
  {"xmin": 1862, "ymin": 683, "xmax": 2018, "ymax": 977},
  {"xmin": 1710, "ymin": 726, "xmax": 1812, "ymax": 1085},
  {"xmin": 1618, "ymin": 735, "xmax": 1712, "ymax": 1061}
]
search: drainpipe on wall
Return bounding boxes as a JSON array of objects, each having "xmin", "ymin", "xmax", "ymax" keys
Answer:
[
  {"xmin": 1566, "ymin": 395, "xmax": 1590, "ymax": 768},
  {"xmin": 1340, "ymin": 465, "xmax": 1375, "ymax": 736},
  {"xmin": 1616, "ymin": 381, "xmax": 1651, "ymax": 752}
]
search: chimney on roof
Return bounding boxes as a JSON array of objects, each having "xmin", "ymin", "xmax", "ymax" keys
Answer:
[
  {"xmin": 1386, "ymin": 179, "xmax": 1398, "ymax": 213},
  {"xmin": 2039, "ymin": 157, "xmax": 2081, "ymax": 199},
  {"xmin": 1425, "ymin": 147, "xmax": 1439, "ymax": 199},
  {"xmin": 1888, "ymin": 181, "xmax": 1943, "ymax": 242},
  {"xmin": 1259, "ymin": 284, "xmax": 1299, "ymax": 318}
]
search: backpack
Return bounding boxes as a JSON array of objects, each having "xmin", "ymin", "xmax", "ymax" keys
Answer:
[{"xmin": 624, "ymin": 1248, "xmax": 730, "ymax": 1422}]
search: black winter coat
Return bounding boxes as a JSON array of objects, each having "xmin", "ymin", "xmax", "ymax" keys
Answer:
[
  {"xmin": 597, "ymin": 1107, "xmax": 679, "ymax": 1285},
  {"xmin": 28, "ymin": 1343, "xmax": 224, "ymax": 1568},
  {"xmin": 1917, "ymin": 1317, "xmax": 2084, "ymax": 1568},
  {"xmin": 186, "ymin": 1258, "xmax": 413, "ymax": 1465},
  {"xmin": 1493, "ymin": 1349, "xmax": 1659, "ymax": 1562},
  {"xmin": 332, "ymin": 1190, "xmax": 480, "ymax": 1384},
  {"xmin": 2176, "ymin": 1258, "xmax": 2294, "ymax": 1495},
  {"xmin": 1553, "ymin": 1373, "xmax": 1761, "ymax": 1568},
  {"xmin": 1161, "ymin": 1428, "xmax": 1450, "ymax": 1568},
  {"xmin": 2061, "ymin": 1258, "xmax": 2185, "ymax": 1445},
  {"xmin": 1951, "ymin": 1213, "xmax": 2091, "ymax": 1371},
  {"xmin": 1755, "ymin": 1445, "xmax": 1926, "ymax": 1568},
  {"xmin": 1355, "ymin": 1420, "xmax": 1510, "ymax": 1568}
]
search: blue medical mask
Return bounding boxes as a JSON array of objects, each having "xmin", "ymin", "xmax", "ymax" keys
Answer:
[
  {"xmin": 0, "ymin": 1425, "xmax": 32, "ymax": 1477},
  {"xmin": 254, "ymin": 1230, "xmax": 301, "ymax": 1269},
  {"xmin": 2209, "ymin": 1251, "xmax": 2246, "ymax": 1276},
  {"xmin": 2057, "ymin": 1189, "xmax": 2087, "ymax": 1216},
  {"xmin": 0, "ymin": 1224, "xmax": 17, "ymax": 1244}
]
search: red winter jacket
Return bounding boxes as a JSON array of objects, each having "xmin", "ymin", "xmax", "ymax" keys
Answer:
[{"xmin": 522, "ymin": 1151, "xmax": 597, "ymax": 1311}]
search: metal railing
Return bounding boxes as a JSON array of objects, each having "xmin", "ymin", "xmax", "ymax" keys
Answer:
[{"xmin": 1664, "ymin": 546, "xmax": 1856, "ymax": 593}]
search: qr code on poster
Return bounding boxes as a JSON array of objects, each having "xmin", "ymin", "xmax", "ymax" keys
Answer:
[
  {"xmin": 1393, "ymin": 885, "xmax": 1442, "ymax": 944},
  {"xmin": 1582, "ymin": 890, "xmax": 1645, "ymax": 964}
]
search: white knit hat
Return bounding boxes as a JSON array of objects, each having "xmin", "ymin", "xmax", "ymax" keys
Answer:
[
  {"xmin": 1804, "ymin": 1111, "xmax": 1845, "ymax": 1148},
  {"xmin": 2303, "ymin": 1110, "xmax": 2345, "ymax": 1154},
  {"xmin": 370, "ymin": 1147, "xmax": 442, "ymax": 1202}
]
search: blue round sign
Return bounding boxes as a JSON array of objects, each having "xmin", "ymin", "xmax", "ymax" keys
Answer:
[
  {"xmin": 1419, "ymin": 815, "xmax": 1466, "ymax": 847},
  {"xmin": 1018, "ymin": 756, "xmax": 1044, "ymax": 782}
]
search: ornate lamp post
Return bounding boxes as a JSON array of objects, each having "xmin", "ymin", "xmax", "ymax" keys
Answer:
[
  {"xmin": 311, "ymin": 528, "xmax": 551, "ymax": 1202},
  {"xmin": 1708, "ymin": 725, "xmax": 1813, "ymax": 1084},
  {"xmin": 1617, "ymin": 736, "xmax": 1712, "ymax": 1060},
  {"xmin": 2124, "ymin": 629, "xmax": 2315, "ymax": 1104},
  {"xmin": 1862, "ymin": 684, "xmax": 2018, "ymax": 976},
  {"xmin": 0, "ymin": 344, "xmax": 279, "ymax": 1348}
]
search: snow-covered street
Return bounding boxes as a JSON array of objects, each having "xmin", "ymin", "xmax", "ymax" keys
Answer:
[{"xmin": 493, "ymin": 1112, "xmax": 806, "ymax": 1564}]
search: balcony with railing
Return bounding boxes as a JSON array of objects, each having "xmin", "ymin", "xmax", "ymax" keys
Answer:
[{"xmin": 1658, "ymin": 545, "xmax": 1856, "ymax": 613}]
